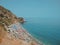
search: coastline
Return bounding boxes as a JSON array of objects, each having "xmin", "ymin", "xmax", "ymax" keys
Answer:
[
  {"xmin": 0, "ymin": 5, "xmax": 42, "ymax": 45},
  {"xmin": 21, "ymin": 24, "xmax": 44, "ymax": 45},
  {"xmin": 6, "ymin": 22, "xmax": 44, "ymax": 45},
  {"xmin": 18, "ymin": 22, "xmax": 45, "ymax": 45}
]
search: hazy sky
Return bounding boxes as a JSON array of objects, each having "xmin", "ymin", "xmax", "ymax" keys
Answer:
[{"xmin": 0, "ymin": 0, "xmax": 60, "ymax": 18}]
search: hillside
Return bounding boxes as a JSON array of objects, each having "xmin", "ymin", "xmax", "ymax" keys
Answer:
[{"xmin": 0, "ymin": 6, "xmax": 43, "ymax": 45}]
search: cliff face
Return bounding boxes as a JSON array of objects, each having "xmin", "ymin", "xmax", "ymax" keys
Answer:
[{"xmin": 0, "ymin": 6, "xmax": 43, "ymax": 45}]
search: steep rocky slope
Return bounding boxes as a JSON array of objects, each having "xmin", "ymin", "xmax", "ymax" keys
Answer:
[{"xmin": 0, "ymin": 6, "xmax": 43, "ymax": 45}]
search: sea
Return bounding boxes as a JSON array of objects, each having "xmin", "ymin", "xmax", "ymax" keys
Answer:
[{"xmin": 22, "ymin": 17, "xmax": 60, "ymax": 45}]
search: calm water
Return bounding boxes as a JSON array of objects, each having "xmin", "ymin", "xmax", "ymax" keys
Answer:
[{"xmin": 22, "ymin": 17, "xmax": 60, "ymax": 45}]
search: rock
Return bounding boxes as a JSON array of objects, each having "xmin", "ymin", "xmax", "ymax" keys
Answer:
[{"xmin": 18, "ymin": 17, "xmax": 25, "ymax": 23}]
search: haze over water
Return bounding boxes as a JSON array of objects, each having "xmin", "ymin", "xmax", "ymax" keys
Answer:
[
  {"xmin": 23, "ymin": 17, "xmax": 60, "ymax": 45},
  {"xmin": 0, "ymin": 0, "xmax": 60, "ymax": 45}
]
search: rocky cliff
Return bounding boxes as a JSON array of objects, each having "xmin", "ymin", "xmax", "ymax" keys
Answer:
[{"xmin": 0, "ymin": 6, "xmax": 43, "ymax": 45}]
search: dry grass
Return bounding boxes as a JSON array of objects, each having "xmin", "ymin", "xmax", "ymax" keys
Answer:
[{"xmin": 0, "ymin": 24, "xmax": 6, "ymax": 43}]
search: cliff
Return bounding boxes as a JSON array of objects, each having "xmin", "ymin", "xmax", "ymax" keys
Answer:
[{"xmin": 0, "ymin": 6, "xmax": 43, "ymax": 45}]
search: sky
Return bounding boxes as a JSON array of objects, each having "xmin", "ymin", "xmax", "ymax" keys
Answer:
[{"xmin": 0, "ymin": 0, "xmax": 60, "ymax": 18}]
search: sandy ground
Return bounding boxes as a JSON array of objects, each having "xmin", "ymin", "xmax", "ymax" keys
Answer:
[
  {"xmin": 0, "ymin": 31, "xmax": 38, "ymax": 45},
  {"xmin": 0, "ymin": 32, "xmax": 30, "ymax": 45}
]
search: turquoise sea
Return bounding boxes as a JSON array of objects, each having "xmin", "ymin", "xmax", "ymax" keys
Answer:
[{"xmin": 23, "ymin": 17, "xmax": 60, "ymax": 45}]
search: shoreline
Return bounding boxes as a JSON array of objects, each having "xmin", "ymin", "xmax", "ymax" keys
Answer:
[
  {"xmin": 11, "ymin": 22, "xmax": 45, "ymax": 45},
  {"xmin": 4, "ymin": 22, "xmax": 45, "ymax": 45}
]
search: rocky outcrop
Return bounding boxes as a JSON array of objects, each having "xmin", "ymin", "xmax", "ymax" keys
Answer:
[{"xmin": 18, "ymin": 17, "xmax": 25, "ymax": 23}]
